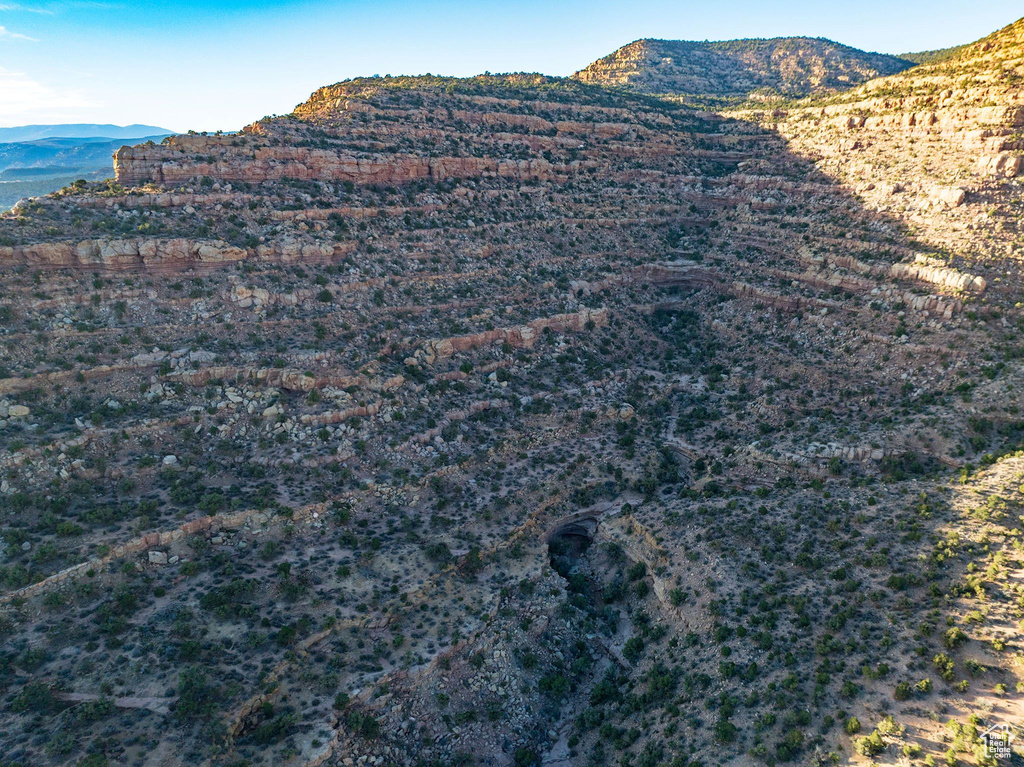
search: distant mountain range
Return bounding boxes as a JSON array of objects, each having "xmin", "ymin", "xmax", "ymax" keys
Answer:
[
  {"xmin": 0, "ymin": 124, "xmax": 173, "ymax": 210},
  {"xmin": 0, "ymin": 123, "xmax": 171, "ymax": 143},
  {"xmin": 0, "ymin": 134, "xmax": 171, "ymax": 175}
]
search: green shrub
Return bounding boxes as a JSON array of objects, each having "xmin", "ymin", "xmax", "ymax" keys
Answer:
[
  {"xmin": 175, "ymin": 667, "xmax": 218, "ymax": 720},
  {"xmin": 854, "ymin": 730, "xmax": 885, "ymax": 757},
  {"xmin": 623, "ymin": 637, "xmax": 644, "ymax": 663}
]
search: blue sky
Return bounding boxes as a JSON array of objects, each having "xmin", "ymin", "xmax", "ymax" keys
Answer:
[{"xmin": 0, "ymin": 0, "xmax": 1020, "ymax": 132}]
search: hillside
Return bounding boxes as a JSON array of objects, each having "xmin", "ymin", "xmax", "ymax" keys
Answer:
[
  {"xmin": 756, "ymin": 15, "xmax": 1024, "ymax": 269},
  {"xmin": 898, "ymin": 44, "xmax": 967, "ymax": 65},
  {"xmin": 572, "ymin": 37, "xmax": 915, "ymax": 101},
  {"xmin": 0, "ymin": 23, "xmax": 1022, "ymax": 767}
]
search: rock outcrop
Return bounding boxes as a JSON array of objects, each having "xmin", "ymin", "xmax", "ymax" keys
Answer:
[
  {"xmin": 115, "ymin": 140, "xmax": 577, "ymax": 188},
  {"xmin": 0, "ymin": 237, "xmax": 248, "ymax": 268}
]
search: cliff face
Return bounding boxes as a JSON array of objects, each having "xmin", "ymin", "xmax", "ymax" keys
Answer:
[
  {"xmin": 572, "ymin": 36, "xmax": 914, "ymax": 99},
  {"xmin": 0, "ymin": 236, "xmax": 249, "ymax": 268},
  {"xmin": 114, "ymin": 137, "xmax": 575, "ymax": 188}
]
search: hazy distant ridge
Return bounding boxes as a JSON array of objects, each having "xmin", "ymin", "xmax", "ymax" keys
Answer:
[{"xmin": 0, "ymin": 124, "xmax": 171, "ymax": 143}]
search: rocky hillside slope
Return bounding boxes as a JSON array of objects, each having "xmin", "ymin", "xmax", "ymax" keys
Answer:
[
  {"xmin": 755, "ymin": 16, "xmax": 1024, "ymax": 277},
  {"xmin": 0, "ymin": 23, "xmax": 1022, "ymax": 767},
  {"xmin": 572, "ymin": 37, "xmax": 914, "ymax": 101}
]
